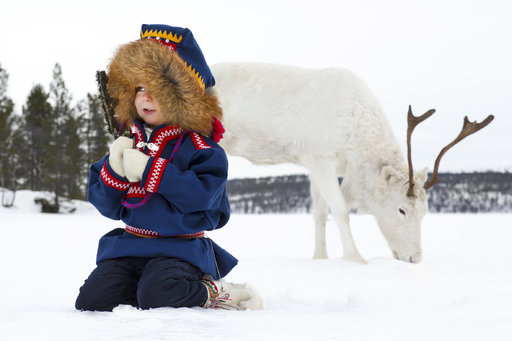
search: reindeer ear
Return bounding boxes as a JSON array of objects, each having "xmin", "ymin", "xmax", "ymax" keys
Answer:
[
  {"xmin": 381, "ymin": 165, "xmax": 399, "ymax": 184},
  {"xmin": 416, "ymin": 167, "xmax": 429, "ymax": 186}
]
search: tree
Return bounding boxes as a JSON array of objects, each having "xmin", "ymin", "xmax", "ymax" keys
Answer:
[
  {"xmin": 79, "ymin": 93, "xmax": 110, "ymax": 166},
  {"xmin": 48, "ymin": 63, "xmax": 88, "ymax": 200},
  {"xmin": 0, "ymin": 64, "xmax": 17, "ymax": 206},
  {"xmin": 49, "ymin": 63, "xmax": 74, "ymax": 200},
  {"xmin": 76, "ymin": 93, "xmax": 111, "ymax": 197},
  {"xmin": 19, "ymin": 84, "xmax": 53, "ymax": 191},
  {"xmin": 61, "ymin": 114, "xmax": 83, "ymax": 199}
]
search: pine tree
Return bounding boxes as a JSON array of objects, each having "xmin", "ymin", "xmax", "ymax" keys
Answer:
[
  {"xmin": 0, "ymin": 64, "xmax": 14, "ymax": 186},
  {"xmin": 49, "ymin": 63, "xmax": 73, "ymax": 201},
  {"xmin": 80, "ymin": 93, "xmax": 110, "ymax": 166},
  {"xmin": 61, "ymin": 114, "xmax": 83, "ymax": 199},
  {"xmin": 19, "ymin": 85, "xmax": 53, "ymax": 191},
  {"xmin": 76, "ymin": 93, "xmax": 111, "ymax": 197},
  {"xmin": 49, "ymin": 63, "xmax": 88, "ymax": 201},
  {"xmin": 0, "ymin": 63, "xmax": 17, "ymax": 206}
]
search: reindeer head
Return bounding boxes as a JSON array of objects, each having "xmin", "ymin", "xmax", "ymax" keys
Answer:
[{"xmin": 375, "ymin": 106, "xmax": 494, "ymax": 263}]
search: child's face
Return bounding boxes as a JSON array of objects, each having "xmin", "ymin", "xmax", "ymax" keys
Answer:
[{"xmin": 134, "ymin": 84, "xmax": 167, "ymax": 127}]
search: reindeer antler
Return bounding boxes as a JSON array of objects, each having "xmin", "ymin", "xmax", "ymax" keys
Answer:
[
  {"xmin": 407, "ymin": 105, "xmax": 436, "ymax": 197},
  {"xmin": 423, "ymin": 114, "xmax": 494, "ymax": 190}
]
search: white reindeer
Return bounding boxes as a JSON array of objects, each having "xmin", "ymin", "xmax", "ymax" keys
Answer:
[{"xmin": 210, "ymin": 62, "xmax": 493, "ymax": 263}]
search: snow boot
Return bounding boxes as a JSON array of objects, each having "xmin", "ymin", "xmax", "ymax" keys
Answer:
[{"xmin": 201, "ymin": 276, "xmax": 263, "ymax": 311}]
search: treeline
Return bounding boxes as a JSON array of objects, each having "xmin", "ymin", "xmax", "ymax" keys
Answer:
[
  {"xmin": 0, "ymin": 63, "xmax": 111, "ymax": 209},
  {"xmin": 427, "ymin": 172, "xmax": 512, "ymax": 213},
  {"xmin": 228, "ymin": 175, "xmax": 311, "ymax": 213},
  {"xmin": 227, "ymin": 172, "xmax": 512, "ymax": 213}
]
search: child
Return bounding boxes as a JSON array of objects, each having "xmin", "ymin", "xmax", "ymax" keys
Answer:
[{"xmin": 75, "ymin": 24, "xmax": 262, "ymax": 311}]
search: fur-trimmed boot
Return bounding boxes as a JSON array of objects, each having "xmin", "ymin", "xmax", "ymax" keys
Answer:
[{"xmin": 201, "ymin": 276, "xmax": 263, "ymax": 311}]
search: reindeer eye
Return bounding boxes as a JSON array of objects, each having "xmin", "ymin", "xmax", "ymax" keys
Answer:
[{"xmin": 399, "ymin": 208, "xmax": 406, "ymax": 216}]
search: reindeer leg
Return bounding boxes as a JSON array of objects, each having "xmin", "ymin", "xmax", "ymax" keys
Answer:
[
  {"xmin": 310, "ymin": 179, "xmax": 329, "ymax": 259},
  {"xmin": 308, "ymin": 160, "xmax": 366, "ymax": 264}
]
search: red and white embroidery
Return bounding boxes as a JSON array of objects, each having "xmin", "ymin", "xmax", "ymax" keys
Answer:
[
  {"xmin": 147, "ymin": 37, "xmax": 178, "ymax": 51},
  {"xmin": 126, "ymin": 125, "xmax": 184, "ymax": 195},
  {"xmin": 146, "ymin": 157, "xmax": 167, "ymax": 193},
  {"xmin": 127, "ymin": 183, "xmax": 147, "ymax": 198},
  {"xmin": 125, "ymin": 224, "xmax": 206, "ymax": 239},
  {"xmin": 175, "ymin": 231, "xmax": 206, "ymax": 239},
  {"xmin": 125, "ymin": 225, "xmax": 162, "ymax": 238},
  {"xmin": 148, "ymin": 126, "xmax": 183, "ymax": 157},
  {"xmin": 131, "ymin": 125, "xmax": 145, "ymax": 152},
  {"xmin": 191, "ymin": 132, "xmax": 212, "ymax": 150},
  {"xmin": 100, "ymin": 163, "xmax": 130, "ymax": 191}
]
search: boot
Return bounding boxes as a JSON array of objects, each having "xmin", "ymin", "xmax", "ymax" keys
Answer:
[{"xmin": 201, "ymin": 276, "xmax": 263, "ymax": 311}]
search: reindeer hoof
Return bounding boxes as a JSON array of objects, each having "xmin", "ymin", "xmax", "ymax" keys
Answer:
[
  {"xmin": 313, "ymin": 250, "xmax": 328, "ymax": 259},
  {"xmin": 343, "ymin": 254, "xmax": 368, "ymax": 264}
]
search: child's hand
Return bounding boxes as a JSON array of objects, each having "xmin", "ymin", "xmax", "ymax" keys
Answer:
[
  {"xmin": 109, "ymin": 137, "xmax": 134, "ymax": 177},
  {"xmin": 123, "ymin": 149, "xmax": 150, "ymax": 182}
]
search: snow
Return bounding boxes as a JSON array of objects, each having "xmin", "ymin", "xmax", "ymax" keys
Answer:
[
  {"xmin": 227, "ymin": 155, "xmax": 308, "ymax": 180},
  {"xmin": 1, "ymin": 191, "xmax": 511, "ymax": 340}
]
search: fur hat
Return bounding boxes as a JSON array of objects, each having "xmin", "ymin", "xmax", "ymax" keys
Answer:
[
  {"xmin": 140, "ymin": 24, "xmax": 215, "ymax": 89},
  {"xmin": 107, "ymin": 24, "xmax": 222, "ymax": 136}
]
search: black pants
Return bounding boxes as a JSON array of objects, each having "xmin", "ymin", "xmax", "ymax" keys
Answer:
[{"xmin": 75, "ymin": 257, "xmax": 208, "ymax": 311}]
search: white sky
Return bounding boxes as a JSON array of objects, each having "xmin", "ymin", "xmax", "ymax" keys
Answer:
[{"xmin": 1, "ymin": 0, "xmax": 511, "ymax": 174}]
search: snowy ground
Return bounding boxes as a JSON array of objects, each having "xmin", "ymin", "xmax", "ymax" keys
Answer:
[{"xmin": 1, "ymin": 191, "xmax": 511, "ymax": 341}]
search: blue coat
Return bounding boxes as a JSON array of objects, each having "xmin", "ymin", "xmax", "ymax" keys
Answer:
[{"xmin": 88, "ymin": 120, "xmax": 237, "ymax": 279}]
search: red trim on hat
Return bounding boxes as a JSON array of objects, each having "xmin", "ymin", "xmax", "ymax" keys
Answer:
[{"xmin": 147, "ymin": 37, "xmax": 178, "ymax": 51}]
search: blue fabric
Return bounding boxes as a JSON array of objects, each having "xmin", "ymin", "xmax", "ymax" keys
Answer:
[
  {"xmin": 87, "ymin": 121, "xmax": 237, "ymax": 279},
  {"xmin": 75, "ymin": 257, "xmax": 207, "ymax": 311}
]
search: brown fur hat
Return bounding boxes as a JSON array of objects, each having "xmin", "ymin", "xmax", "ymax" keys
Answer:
[{"xmin": 107, "ymin": 38, "xmax": 222, "ymax": 135}]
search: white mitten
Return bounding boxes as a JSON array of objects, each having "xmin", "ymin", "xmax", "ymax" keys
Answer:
[
  {"xmin": 109, "ymin": 136, "xmax": 134, "ymax": 177},
  {"xmin": 123, "ymin": 149, "xmax": 150, "ymax": 182}
]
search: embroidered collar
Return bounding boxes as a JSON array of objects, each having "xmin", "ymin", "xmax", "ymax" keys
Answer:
[{"xmin": 131, "ymin": 120, "xmax": 184, "ymax": 157}]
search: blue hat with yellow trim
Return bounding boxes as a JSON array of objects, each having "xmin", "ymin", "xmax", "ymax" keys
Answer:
[{"xmin": 140, "ymin": 24, "xmax": 215, "ymax": 89}]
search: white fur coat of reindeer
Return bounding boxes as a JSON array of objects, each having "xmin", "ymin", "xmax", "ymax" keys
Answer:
[{"xmin": 210, "ymin": 62, "xmax": 493, "ymax": 263}]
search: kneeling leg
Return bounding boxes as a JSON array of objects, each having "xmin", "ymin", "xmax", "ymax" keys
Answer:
[
  {"xmin": 137, "ymin": 257, "xmax": 207, "ymax": 309},
  {"xmin": 75, "ymin": 258, "xmax": 139, "ymax": 311}
]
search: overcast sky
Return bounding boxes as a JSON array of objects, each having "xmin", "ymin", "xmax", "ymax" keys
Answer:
[{"xmin": 1, "ymin": 0, "xmax": 510, "ymax": 175}]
